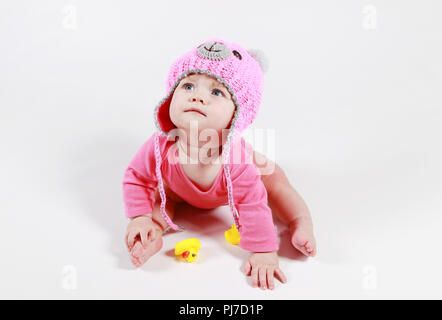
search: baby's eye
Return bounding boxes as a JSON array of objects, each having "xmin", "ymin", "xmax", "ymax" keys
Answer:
[
  {"xmin": 182, "ymin": 83, "xmax": 193, "ymax": 90},
  {"xmin": 212, "ymin": 89, "xmax": 224, "ymax": 97}
]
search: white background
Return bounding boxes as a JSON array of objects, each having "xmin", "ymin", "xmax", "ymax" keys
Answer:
[{"xmin": 1, "ymin": 0, "xmax": 441, "ymax": 299}]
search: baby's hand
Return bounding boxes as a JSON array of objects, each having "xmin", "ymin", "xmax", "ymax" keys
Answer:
[
  {"xmin": 125, "ymin": 214, "xmax": 158, "ymax": 252},
  {"xmin": 125, "ymin": 214, "xmax": 164, "ymax": 268},
  {"xmin": 243, "ymin": 251, "xmax": 287, "ymax": 290}
]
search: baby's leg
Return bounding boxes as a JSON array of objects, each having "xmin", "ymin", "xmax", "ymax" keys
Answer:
[
  {"xmin": 130, "ymin": 187, "xmax": 177, "ymax": 266},
  {"xmin": 253, "ymin": 150, "xmax": 317, "ymax": 257}
]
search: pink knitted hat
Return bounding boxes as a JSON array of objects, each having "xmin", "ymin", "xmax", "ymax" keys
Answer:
[{"xmin": 152, "ymin": 37, "xmax": 266, "ymax": 232}]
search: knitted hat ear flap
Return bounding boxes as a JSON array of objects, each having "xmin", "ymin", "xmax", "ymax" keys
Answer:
[
  {"xmin": 156, "ymin": 95, "xmax": 176, "ymax": 133},
  {"xmin": 154, "ymin": 132, "xmax": 182, "ymax": 232},
  {"xmin": 222, "ymin": 137, "xmax": 242, "ymax": 233}
]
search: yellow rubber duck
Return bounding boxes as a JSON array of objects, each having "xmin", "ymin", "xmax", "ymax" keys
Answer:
[
  {"xmin": 174, "ymin": 238, "xmax": 201, "ymax": 262},
  {"xmin": 224, "ymin": 224, "xmax": 241, "ymax": 245}
]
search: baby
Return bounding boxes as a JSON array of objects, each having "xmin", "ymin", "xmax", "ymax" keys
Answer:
[{"xmin": 122, "ymin": 38, "xmax": 316, "ymax": 290}]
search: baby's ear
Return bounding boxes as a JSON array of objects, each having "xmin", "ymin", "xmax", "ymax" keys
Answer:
[{"xmin": 247, "ymin": 49, "xmax": 269, "ymax": 74}]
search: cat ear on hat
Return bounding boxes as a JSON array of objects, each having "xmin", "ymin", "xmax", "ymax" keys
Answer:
[{"xmin": 246, "ymin": 48, "xmax": 269, "ymax": 74}]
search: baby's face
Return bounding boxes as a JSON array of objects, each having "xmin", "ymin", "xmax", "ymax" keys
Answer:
[{"xmin": 169, "ymin": 74, "xmax": 235, "ymax": 137}]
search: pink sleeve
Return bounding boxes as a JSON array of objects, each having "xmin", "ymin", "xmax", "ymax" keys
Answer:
[
  {"xmin": 122, "ymin": 134, "xmax": 158, "ymax": 218},
  {"xmin": 232, "ymin": 163, "xmax": 279, "ymax": 252}
]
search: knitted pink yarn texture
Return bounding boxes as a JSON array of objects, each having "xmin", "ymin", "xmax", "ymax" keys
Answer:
[{"xmin": 153, "ymin": 37, "xmax": 265, "ymax": 232}]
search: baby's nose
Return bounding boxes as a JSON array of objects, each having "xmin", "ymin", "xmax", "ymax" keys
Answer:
[{"xmin": 191, "ymin": 96, "xmax": 204, "ymax": 104}]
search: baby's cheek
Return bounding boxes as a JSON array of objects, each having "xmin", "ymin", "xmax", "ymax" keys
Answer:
[
  {"xmin": 169, "ymin": 102, "xmax": 182, "ymax": 122},
  {"xmin": 222, "ymin": 108, "xmax": 235, "ymax": 128},
  {"xmin": 210, "ymin": 112, "xmax": 229, "ymax": 130}
]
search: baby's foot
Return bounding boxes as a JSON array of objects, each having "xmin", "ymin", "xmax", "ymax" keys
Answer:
[
  {"xmin": 129, "ymin": 221, "xmax": 164, "ymax": 268},
  {"xmin": 289, "ymin": 217, "xmax": 317, "ymax": 257}
]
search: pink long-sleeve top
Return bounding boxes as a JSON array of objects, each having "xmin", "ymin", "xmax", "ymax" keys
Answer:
[{"xmin": 122, "ymin": 133, "xmax": 279, "ymax": 252}]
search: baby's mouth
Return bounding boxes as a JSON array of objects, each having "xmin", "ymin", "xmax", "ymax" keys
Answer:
[{"xmin": 184, "ymin": 107, "xmax": 207, "ymax": 117}]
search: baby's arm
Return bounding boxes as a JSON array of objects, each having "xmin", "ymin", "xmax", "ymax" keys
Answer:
[
  {"xmin": 253, "ymin": 150, "xmax": 316, "ymax": 257},
  {"xmin": 252, "ymin": 150, "xmax": 311, "ymax": 223},
  {"xmin": 122, "ymin": 134, "xmax": 170, "ymax": 266},
  {"xmin": 231, "ymin": 162, "xmax": 286, "ymax": 290},
  {"xmin": 122, "ymin": 138, "xmax": 158, "ymax": 219}
]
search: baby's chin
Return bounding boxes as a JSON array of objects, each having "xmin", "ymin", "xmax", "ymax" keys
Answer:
[
  {"xmin": 173, "ymin": 113, "xmax": 206, "ymax": 126},
  {"xmin": 171, "ymin": 118, "xmax": 226, "ymax": 135}
]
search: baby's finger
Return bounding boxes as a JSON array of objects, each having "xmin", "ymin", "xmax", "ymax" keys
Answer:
[
  {"xmin": 129, "ymin": 251, "xmax": 141, "ymax": 267},
  {"xmin": 308, "ymin": 244, "xmax": 317, "ymax": 257},
  {"xmin": 267, "ymin": 267, "xmax": 275, "ymax": 290},
  {"xmin": 125, "ymin": 232, "xmax": 130, "ymax": 250},
  {"xmin": 243, "ymin": 261, "xmax": 251, "ymax": 276},
  {"xmin": 274, "ymin": 268, "xmax": 287, "ymax": 284},
  {"xmin": 139, "ymin": 229, "xmax": 149, "ymax": 248},
  {"xmin": 148, "ymin": 227, "xmax": 158, "ymax": 242},
  {"xmin": 131, "ymin": 257, "xmax": 141, "ymax": 268},
  {"xmin": 250, "ymin": 266, "xmax": 259, "ymax": 288},
  {"xmin": 127, "ymin": 230, "xmax": 138, "ymax": 250},
  {"xmin": 258, "ymin": 268, "xmax": 267, "ymax": 290}
]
